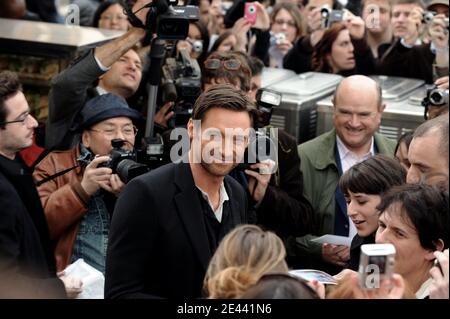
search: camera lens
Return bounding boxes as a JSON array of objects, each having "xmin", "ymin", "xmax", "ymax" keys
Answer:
[{"xmin": 430, "ymin": 90, "xmax": 444, "ymax": 105}]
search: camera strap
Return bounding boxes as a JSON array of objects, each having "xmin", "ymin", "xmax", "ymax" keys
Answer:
[
  {"xmin": 35, "ymin": 164, "xmax": 81, "ymax": 187},
  {"xmin": 124, "ymin": 5, "xmax": 146, "ymax": 29}
]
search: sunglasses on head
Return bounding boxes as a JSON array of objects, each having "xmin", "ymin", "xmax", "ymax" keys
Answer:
[{"xmin": 204, "ymin": 58, "xmax": 242, "ymax": 71}]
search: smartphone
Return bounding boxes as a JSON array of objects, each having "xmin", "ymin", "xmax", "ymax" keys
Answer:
[
  {"xmin": 358, "ymin": 244, "xmax": 396, "ymax": 289},
  {"xmin": 244, "ymin": 2, "xmax": 258, "ymax": 26}
]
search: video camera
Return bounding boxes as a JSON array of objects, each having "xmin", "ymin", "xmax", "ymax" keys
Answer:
[
  {"xmin": 425, "ymin": 86, "xmax": 449, "ymax": 107},
  {"xmin": 320, "ymin": 6, "xmax": 344, "ymax": 29},
  {"xmin": 98, "ymin": 139, "xmax": 149, "ymax": 183},
  {"xmin": 125, "ymin": 0, "xmax": 199, "ymax": 40},
  {"xmin": 421, "ymin": 85, "xmax": 449, "ymax": 119},
  {"xmin": 161, "ymin": 48, "xmax": 202, "ymax": 126}
]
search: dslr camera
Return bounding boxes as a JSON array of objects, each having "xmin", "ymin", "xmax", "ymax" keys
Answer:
[
  {"xmin": 320, "ymin": 6, "xmax": 344, "ymax": 29},
  {"xmin": 359, "ymin": 244, "xmax": 396, "ymax": 289},
  {"xmin": 98, "ymin": 139, "xmax": 149, "ymax": 183}
]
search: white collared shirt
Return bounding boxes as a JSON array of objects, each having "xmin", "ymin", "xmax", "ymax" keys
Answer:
[
  {"xmin": 336, "ymin": 136, "xmax": 376, "ymax": 239},
  {"xmin": 196, "ymin": 183, "xmax": 229, "ymax": 223},
  {"xmin": 96, "ymin": 86, "xmax": 108, "ymax": 96},
  {"xmin": 336, "ymin": 136, "xmax": 375, "ymax": 175}
]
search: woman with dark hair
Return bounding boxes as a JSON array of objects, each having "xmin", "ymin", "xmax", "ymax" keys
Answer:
[
  {"xmin": 92, "ymin": 0, "xmax": 129, "ymax": 31},
  {"xmin": 176, "ymin": 21, "xmax": 210, "ymax": 65},
  {"xmin": 394, "ymin": 131, "xmax": 414, "ymax": 171},
  {"xmin": 285, "ymin": 9, "xmax": 374, "ymax": 75},
  {"xmin": 312, "ymin": 23, "xmax": 355, "ymax": 74},
  {"xmin": 376, "ymin": 183, "xmax": 449, "ymax": 298},
  {"xmin": 338, "ymin": 154, "xmax": 407, "ymax": 271}
]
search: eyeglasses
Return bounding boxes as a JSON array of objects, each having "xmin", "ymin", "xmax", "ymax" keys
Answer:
[
  {"xmin": 273, "ymin": 19, "xmax": 297, "ymax": 28},
  {"xmin": 89, "ymin": 125, "xmax": 138, "ymax": 137},
  {"xmin": 0, "ymin": 112, "xmax": 33, "ymax": 126},
  {"xmin": 335, "ymin": 109, "xmax": 378, "ymax": 120},
  {"xmin": 204, "ymin": 58, "xmax": 242, "ymax": 71}
]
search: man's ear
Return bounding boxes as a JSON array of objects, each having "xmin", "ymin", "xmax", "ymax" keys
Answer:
[
  {"xmin": 425, "ymin": 239, "xmax": 445, "ymax": 261},
  {"xmin": 81, "ymin": 131, "xmax": 91, "ymax": 148},
  {"xmin": 187, "ymin": 118, "xmax": 194, "ymax": 139},
  {"xmin": 379, "ymin": 103, "xmax": 386, "ymax": 113}
]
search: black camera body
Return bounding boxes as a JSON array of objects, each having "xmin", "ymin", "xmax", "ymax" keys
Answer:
[
  {"xmin": 155, "ymin": 5, "xmax": 200, "ymax": 40},
  {"xmin": 99, "ymin": 139, "xmax": 149, "ymax": 183},
  {"xmin": 161, "ymin": 48, "xmax": 202, "ymax": 126},
  {"xmin": 255, "ymin": 88, "xmax": 282, "ymax": 128},
  {"xmin": 320, "ymin": 6, "xmax": 344, "ymax": 29}
]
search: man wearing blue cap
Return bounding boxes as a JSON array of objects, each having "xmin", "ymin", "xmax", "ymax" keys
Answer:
[{"xmin": 33, "ymin": 93, "xmax": 142, "ymax": 275}]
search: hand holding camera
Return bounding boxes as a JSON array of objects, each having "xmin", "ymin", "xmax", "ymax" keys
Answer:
[
  {"xmin": 80, "ymin": 155, "xmax": 113, "ymax": 196},
  {"xmin": 245, "ymin": 159, "xmax": 276, "ymax": 202},
  {"xmin": 429, "ymin": 250, "xmax": 449, "ymax": 299},
  {"xmin": 350, "ymin": 272, "xmax": 406, "ymax": 299},
  {"xmin": 429, "ymin": 14, "xmax": 449, "ymax": 51},
  {"xmin": 342, "ymin": 10, "xmax": 365, "ymax": 40},
  {"xmin": 231, "ymin": 17, "xmax": 252, "ymax": 52}
]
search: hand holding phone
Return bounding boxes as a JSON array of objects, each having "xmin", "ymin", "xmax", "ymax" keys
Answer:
[{"xmin": 244, "ymin": 2, "xmax": 258, "ymax": 26}]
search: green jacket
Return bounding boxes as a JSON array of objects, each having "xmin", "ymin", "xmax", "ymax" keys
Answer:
[{"xmin": 286, "ymin": 129, "xmax": 396, "ymax": 268}]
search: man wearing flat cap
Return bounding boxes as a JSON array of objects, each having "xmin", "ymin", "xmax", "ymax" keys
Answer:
[{"xmin": 33, "ymin": 93, "xmax": 142, "ymax": 274}]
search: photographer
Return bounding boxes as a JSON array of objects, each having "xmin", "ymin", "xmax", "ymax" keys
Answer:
[
  {"xmin": 284, "ymin": 6, "xmax": 374, "ymax": 75},
  {"xmin": 45, "ymin": 0, "xmax": 172, "ymax": 150},
  {"xmin": 378, "ymin": 0, "xmax": 449, "ymax": 83},
  {"xmin": 34, "ymin": 94, "xmax": 142, "ymax": 274}
]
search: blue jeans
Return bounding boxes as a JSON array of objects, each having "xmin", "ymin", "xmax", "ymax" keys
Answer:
[{"xmin": 71, "ymin": 192, "xmax": 110, "ymax": 274}]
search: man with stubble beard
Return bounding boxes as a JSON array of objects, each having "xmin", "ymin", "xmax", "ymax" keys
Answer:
[{"xmin": 105, "ymin": 85, "xmax": 255, "ymax": 299}]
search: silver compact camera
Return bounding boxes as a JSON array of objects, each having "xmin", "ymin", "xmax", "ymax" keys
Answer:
[
  {"xmin": 359, "ymin": 244, "xmax": 396, "ymax": 289},
  {"xmin": 270, "ymin": 32, "xmax": 287, "ymax": 46},
  {"xmin": 320, "ymin": 6, "xmax": 344, "ymax": 29},
  {"xmin": 191, "ymin": 39, "xmax": 203, "ymax": 53},
  {"xmin": 423, "ymin": 11, "xmax": 449, "ymax": 30}
]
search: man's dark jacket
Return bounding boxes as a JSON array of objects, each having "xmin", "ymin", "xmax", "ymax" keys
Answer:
[
  {"xmin": 105, "ymin": 162, "xmax": 250, "ymax": 299},
  {"xmin": 0, "ymin": 155, "xmax": 65, "ymax": 298}
]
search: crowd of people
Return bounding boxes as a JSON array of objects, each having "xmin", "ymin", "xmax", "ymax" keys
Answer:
[{"xmin": 0, "ymin": 0, "xmax": 449, "ymax": 300}]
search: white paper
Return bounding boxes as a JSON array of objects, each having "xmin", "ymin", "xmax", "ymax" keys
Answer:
[
  {"xmin": 63, "ymin": 259, "xmax": 104, "ymax": 299},
  {"xmin": 289, "ymin": 269, "xmax": 337, "ymax": 285},
  {"xmin": 311, "ymin": 234, "xmax": 352, "ymax": 247}
]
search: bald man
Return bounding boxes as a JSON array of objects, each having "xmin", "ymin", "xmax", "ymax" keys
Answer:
[{"xmin": 286, "ymin": 75, "xmax": 396, "ymax": 274}]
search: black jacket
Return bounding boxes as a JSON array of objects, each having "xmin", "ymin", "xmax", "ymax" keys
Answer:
[
  {"xmin": 0, "ymin": 155, "xmax": 65, "ymax": 298},
  {"xmin": 347, "ymin": 233, "xmax": 376, "ymax": 271},
  {"xmin": 105, "ymin": 162, "xmax": 250, "ymax": 299},
  {"xmin": 377, "ymin": 39, "xmax": 435, "ymax": 84},
  {"xmin": 255, "ymin": 129, "xmax": 314, "ymax": 239}
]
